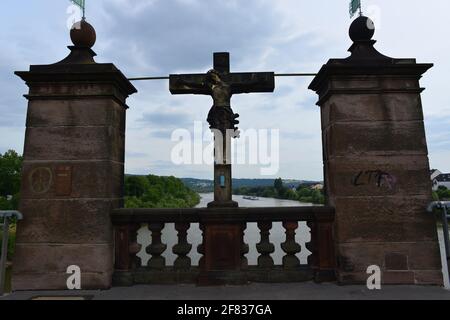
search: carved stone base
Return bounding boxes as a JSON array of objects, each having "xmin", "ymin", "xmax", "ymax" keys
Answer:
[
  {"xmin": 314, "ymin": 269, "xmax": 337, "ymax": 283},
  {"xmin": 197, "ymin": 270, "xmax": 248, "ymax": 286},
  {"xmin": 207, "ymin": 200, "xmax": 239, "ymax": 208},
  {"xmin": 198, "ymin": 223, "xmax": 243, "ymax": 285}
]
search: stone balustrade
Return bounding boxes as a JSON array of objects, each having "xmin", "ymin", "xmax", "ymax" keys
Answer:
[{"xmin": 111, "ymin": 207, "xmax": 336, "ymax": 286}]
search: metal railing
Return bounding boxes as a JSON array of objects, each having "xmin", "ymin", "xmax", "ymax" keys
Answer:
[
  {"xmin": 0, "ymin": 211, "xmax": 23, "ymax": 295},
  {"xmin": 428, "ymin": 201, "xmax": 450, "ymax": 280}
]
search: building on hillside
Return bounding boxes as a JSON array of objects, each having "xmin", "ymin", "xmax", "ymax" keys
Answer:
[
  {"xmin": 430, "ymin": 169, "xmax": 442, "ymax": 180},
  {"xmin": 432, "ymin": 171, "xmax": 450, "ymax": 191},
  {"xmin": 311, "ymin": 184, "xmax": 324, "ymax": 191}
]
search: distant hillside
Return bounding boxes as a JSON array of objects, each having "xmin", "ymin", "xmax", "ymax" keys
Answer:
[
  {"xmin": 125, "ymin": 174, "xmax": 200, "ymax": 208},
  {"xmin": 181, "ymin": 178, "xmax": 321, "ymax": 193}
]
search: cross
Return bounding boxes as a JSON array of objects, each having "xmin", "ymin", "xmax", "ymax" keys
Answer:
[{"xmin": 169, "ymin": 52, "xmax": 275, "ymax": 208}]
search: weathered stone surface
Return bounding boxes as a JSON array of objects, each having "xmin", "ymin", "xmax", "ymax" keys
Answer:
[
  {"xmin": 413, "ymin": 270, "xmax": 444, "ymax": 286},
  {"xmin": 16, "ymin": 199, "xmax": 119, "ymax": 244},
  {"xmin": 382, "ymin": 271, "xmax": 415, "ymax": 284},
  {"xmin": 407, "ymin": 242, "xmax": 445, "ymax": 270},
  {"xmin": 337, "ymin": 270, "xmax": 442, "ymax": 285},
  {"xmin": 324, "ymin": 122, "xmax": 428, "ymax": 157},
  {"xmin": 28, "ymin": 83, "xmax": 127, "ymax": 102},
  {"xmin": 23, "ymin": 126, "xmax": 124, "ymax": 161},
  {"xmin": 320, "ymin": 94, "xmax": 424, "ymax": 128},
  {"xmin": 12, "ymin": 272, "xmax": 112, "ymax": 291},
  {"xmin": 309, "ymin": 25, "xmax": 441, "ymax": 285},
  {"xmin": 26, "ymin": 99, "xmax": 125, "ymax": 128},
  {"xmin": 385, "ymin": 253, "xmax": 409, "ymax": 271},
  {"xmin": 328, "ymin": 76, "xmax": 421, "ymax": 91},
  {"xmin": 332, "ymin": 196, "xmax": 438, "ymax": 243},
  {"xmin": 337, "ymin": 242, "xmax": 442, "ymax": 272},
  {"xmin": 20, "ymin": 161, "xmax": 124, "ymax": 199},
  {"xmin": 326, "ymin": 156, "xmax": 432, "ymax": 197},
  {"xmin": 12, "ymin": 243, "xmax": 113, "ymax": 274},
  {"xmin": 13, "ymin": 40, "xmax": 135, "ymax": 291}
]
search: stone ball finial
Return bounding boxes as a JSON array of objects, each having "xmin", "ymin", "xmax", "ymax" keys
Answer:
[
  {"xmin": 70, "ymin": 19, "xmax": 96, "ymax": 48},
  {"xmin": 349, "ymin": 16, "xmax": 375, "ymax": 42}
]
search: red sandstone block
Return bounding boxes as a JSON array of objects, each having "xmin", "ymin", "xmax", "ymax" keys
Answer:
[
  {"xmin": 414, "ymin": 270, "xmax": 444, "ymax": 286},
  {"xmin": 12, "ymin": 243, "xmax": 113, "ymax": 274},
  {"xmin": 12, "ymin": 271, "xmax": 112, "ymax": 291},
  {"xmin": 326, "ymin": 155, "xmax": 432, "ymax": 197},
  {"xmin": 26, "ymin": 99, "xmax": 125, "ymax": 128},
  {"xmin": 321, "ymin": 94, "xmax": 423, "ymax": 128},
  {"xmin": 28, "ymin": 82, "xmax": 123, "ymax": 99},
  {"xmin": 328, "ymin": 76, "xmax": 420, "ymax": 91},
  {"xmin": 383, "ymin": 271, "xmax": 415, "ymax": 284},
  {"xmin": 20, "ymin": 161, "xmax": 124, "ymax": 199},
  {"xmin": 23, "ymin": 126, "xmax": 124, "ymax": 162},
  {"xmin": 16, "ymin": 199, "xmax": 119, "ymax": 244},
  {"xmin": 332, "ymin": 196, "xmax": 438, "ymax": 243},
  {"xmin": 324, "ymin": 121, "xmax": 428, "ymax": 157},
  {"xmin": 385, "ymin": 252, "xmax": 409, "ymax": 271},
  {"xmin": 337, "ymin": 242, "xmax": 442, "ymax": 272}
]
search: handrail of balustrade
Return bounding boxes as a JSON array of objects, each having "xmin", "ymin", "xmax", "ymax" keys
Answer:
[{"xmin": 111, "ymin": 206, "xmax": 335, "ymax": 224}]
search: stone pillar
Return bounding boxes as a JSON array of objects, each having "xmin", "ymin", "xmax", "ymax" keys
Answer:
[
  {"xmin": 309, "ymin": 17, "xmax": 443, "ymax": 285},
  {"xmin": 12, "ymin": 20, "xmax": 136, "ymax": 290}
]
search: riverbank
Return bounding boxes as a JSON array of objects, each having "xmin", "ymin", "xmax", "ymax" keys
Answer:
[
  {"xmin": 196, "ymin": 193, "xmax": 315, "ymax": 208},
  {"xmin": 234, "ymin": 185, "xmax": 325, "ymax": 205}
]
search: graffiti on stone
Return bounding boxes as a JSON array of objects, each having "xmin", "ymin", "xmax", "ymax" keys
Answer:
[{"xmin": 352, "ymin": 170, "xmax": 397, "ymax": 190}]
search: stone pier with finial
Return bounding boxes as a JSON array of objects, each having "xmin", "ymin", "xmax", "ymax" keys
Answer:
[
  {"xmin": 12, "ymin": 20, "xmax": 136, "ymax": 290},
  {"xmin": 309, "ymin": 16, "xmax": 443, "ymax": 285}
]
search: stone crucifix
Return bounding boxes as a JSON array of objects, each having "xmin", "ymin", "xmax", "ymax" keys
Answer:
[{"xmin": 170, "ymin": 52, "xmax": 275, "ymax": 208}]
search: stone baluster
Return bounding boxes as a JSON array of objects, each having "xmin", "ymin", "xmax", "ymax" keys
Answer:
[
  {"xmin": 256, "ymin": 222, "xmax": 275, "ymax": 268},
  {"xmin": 146, "ymin": 223, "xmax": 167, "ymax": 270},
  {"xmin": 281, "ymin": 221, "xmax": 301, "ymax": 269},
  {"xmin": 306, "ymin": 221, "xmax": 316, "ymax": 268},
  {"xmin": 114, "ymin": 223, "xmax": 142, "ymax": 271},
  {"xmin": 173, "ymin": 223, "xmax": 192, "ymax": 270},
  {"xmin": 197, "ymin": 223, "xmax": 205, "ymax": 268},
  {"xmin": 241, "ymin": 223, "xmax": 249, "ymax": 269}
]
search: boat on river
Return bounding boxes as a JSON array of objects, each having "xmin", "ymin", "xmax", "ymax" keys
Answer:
[{"xmin": 243, "ymin": 196, "xmax": 259, "ymax": 201}]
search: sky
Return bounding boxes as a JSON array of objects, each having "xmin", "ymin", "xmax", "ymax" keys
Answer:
[{"xmin": 0, "ymin": 0, "xmax": 449, "ymax": 180}]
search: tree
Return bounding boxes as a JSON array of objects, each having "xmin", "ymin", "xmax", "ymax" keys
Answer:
[
  {"xmin": 124, "ymin": 175, "xmax": 149, "ymax": 197},
  {"xmin": 0, "ymin": 150, "xmax": 23, "ymax": 210},
  {"xmin": 274, "ymin": 178, "xmax": 287, "ymax": 197},
  {"xmin": 436, "ymin": 186, "xmax": 450, "ymax": 200},
  {"xmin": 285, "ymin": 189, "xmax": 298, "ymax": 200},
  {"xmin": 274, "ymin": 178, "xmax": 283, "ymax": 192},
  {"xmin": 124, "ymin": 174, "xmax": 200, "ymax": 209},
  {"xmin": 0, "ymin": 150, "xmax": 22, "ymax": 196}
]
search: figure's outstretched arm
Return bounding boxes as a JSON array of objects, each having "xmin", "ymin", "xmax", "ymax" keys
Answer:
[
  {"xmin": 231, "ymin": 72, "xmax": 275, "ymax": 94},
  {"xmin": 169, "ymin": 74, "xmax": 210, "ymax": 95}
]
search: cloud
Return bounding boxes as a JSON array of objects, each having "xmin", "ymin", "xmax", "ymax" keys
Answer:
[
  {"xmin": 138, "ymin": 111, "xmax": 191, "ymax": 127},
  {"xmin": 1, "ymin": 0, "xmax": 450, "ymax": 179},
  {"xmin": 126, "ymin": 151, "xmax": 149, "ymax": 158},
  {"xmin": 97, "ymin": 0, "xmax": 285, "ymax": 74}
]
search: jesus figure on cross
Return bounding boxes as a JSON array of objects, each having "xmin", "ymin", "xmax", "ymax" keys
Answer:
[{"xmin": 170, "ymin": 52, "xmax": 275, "ymax": 207}]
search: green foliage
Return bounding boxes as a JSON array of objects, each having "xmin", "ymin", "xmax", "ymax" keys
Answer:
[
  {"xmin": 432, "ymin": 191, "xmax": 440, "ymax": 201},
  {"xmin": 274, "ymin": 178, "xmax": 283, "ymax": 192},
  {"xmin": 435, "ymin": 186, "xmax": 450, "ymax": 200},
  {"xmin": 0, "ymin": 223, "xmax": 16, "ymax": 261},
  {"xmin": 273, "ymin": 177, "xmax": 289, "ymax": 198},
  {"xmin": 234, "ymin": 180, "xmax": 325, "ymax": 205},
  {"xmin": 124, "ymin": 175, "xmax": 200, "ymax": 209},
  {"xmin": 0, "ymin": 150, "xmax": 22, "ymax": 210}
]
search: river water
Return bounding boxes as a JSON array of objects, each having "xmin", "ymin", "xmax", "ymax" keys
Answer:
[{"xmin": 136, "ymin": 193, "xmax": 314, "ymax": 267}]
